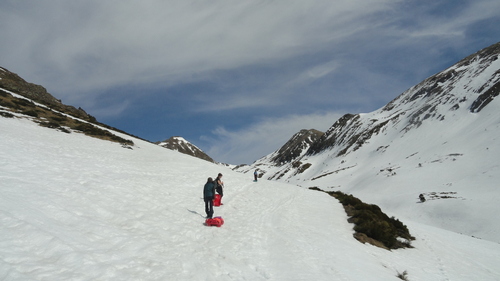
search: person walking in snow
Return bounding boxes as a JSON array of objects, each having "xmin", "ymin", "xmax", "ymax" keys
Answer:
[
  {"xmin": 215, "ymin": 173, "xmax": 224, "ymax": 202},
  {"xmin": 254, "ymin": 169, "xmax": 258, "ymax": 181},
  {"xmin": 204, "ymin": 177, "xmax": 216, "ymax": 218}
]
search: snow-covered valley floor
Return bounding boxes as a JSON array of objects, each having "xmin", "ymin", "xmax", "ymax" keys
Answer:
[{"xmin": 1, "ymin": 116, "xmax": 500, "ymax": 280}]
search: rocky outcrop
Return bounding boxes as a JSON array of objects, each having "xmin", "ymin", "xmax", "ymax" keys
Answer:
[{"xmin": 0, "ymin": 67, "xmax": 94, "ymax": 121}]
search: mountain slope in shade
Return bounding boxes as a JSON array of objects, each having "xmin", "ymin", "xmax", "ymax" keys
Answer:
[{"xmin": 234, "ymin": 41, "xmax": 500, "ymax": 243}]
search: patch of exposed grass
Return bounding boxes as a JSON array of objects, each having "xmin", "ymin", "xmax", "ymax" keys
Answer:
[{"xmin": 72, "ymin": 122, "xmax": 134, "ymax": 145}]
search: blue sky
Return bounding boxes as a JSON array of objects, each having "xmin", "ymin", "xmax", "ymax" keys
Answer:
[{"xmin": 1, "ymin": 1, "xmax": 499, "ymax": 164}]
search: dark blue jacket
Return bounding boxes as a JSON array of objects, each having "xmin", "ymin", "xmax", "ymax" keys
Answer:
[{"xmin": 204, "ymin": 181, "xmax": 216, "ymax": 199}]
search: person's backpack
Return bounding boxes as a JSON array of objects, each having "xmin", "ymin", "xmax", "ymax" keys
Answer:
[
  {"xmin": 214, "ymin": 194, "xmax": 222, "ymax": 206},
  {"xmin": 204, "ymin": 181, "xmax": 215, "ymax": 198}
]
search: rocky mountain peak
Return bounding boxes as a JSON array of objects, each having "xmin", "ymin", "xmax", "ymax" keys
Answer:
[{"xmin": 269, "ymin": 129, "xmax": 324, "ymax": 165}]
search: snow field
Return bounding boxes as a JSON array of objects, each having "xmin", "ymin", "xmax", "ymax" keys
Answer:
[{"xmin": 1, "ymin": 116, "xmax": 500, "ymax": 280}]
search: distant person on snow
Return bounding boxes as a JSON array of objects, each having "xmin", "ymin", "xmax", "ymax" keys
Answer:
[
  {"xmin": 254, "ymin": 170, "xmax": 258, "ymax": 181},
  {"xmin": 204, "ymin": 177, "xmax": 216, "ymax": 218},
  {"xmin": 419, "ymin": 193, "xmax": 426, "ymax": 203},
  {"xmin": 215, "ymin": 173, "xmax": 224, "ymax": 203}
]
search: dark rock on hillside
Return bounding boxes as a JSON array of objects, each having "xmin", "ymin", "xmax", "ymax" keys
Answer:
[
  {"xmin": 307, "ymin": 114, "xmax": 358, "ymax": 156},
  {"xmin": 232, "ymin": 128, "xmax": 323, "ymax": 177},
  {"xmin": 156, "ymin": 136, "xmax": 215, "ymax": 163},
  {"xmin": 470, "ymin": 80, "xmax": 500, "ymax": 113}
]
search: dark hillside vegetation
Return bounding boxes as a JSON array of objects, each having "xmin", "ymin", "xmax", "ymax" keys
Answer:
[
  {"xmin": 0, "ymin": 89, "xmax": 134, "ymax": 146},
  {"xmin": 0, "ymin": 66, "xmax": 147, "ymax": 145},
  {"xmin": 310, "ymin": 187, "xmax": 414, "ymax": 250}
]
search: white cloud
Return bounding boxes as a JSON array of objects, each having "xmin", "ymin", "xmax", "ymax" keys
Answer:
[
  {"xmin": 291, "ymin": 60, "xmax": 341, "ymax": 87},
  {"xmin": 2, "ymin": 1, "xmax": 497, "ymax": 110}
]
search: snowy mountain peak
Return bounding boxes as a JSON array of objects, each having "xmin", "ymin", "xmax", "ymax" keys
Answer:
[
  {"xmin": 383, "ymin": 41, "xmax": 500, "ymax": 120},
  {"xmin": 156, "ymin": 136, "xmax": 215, "ymax": 163}
]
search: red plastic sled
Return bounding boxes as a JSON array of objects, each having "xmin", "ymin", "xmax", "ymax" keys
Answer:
[
  {"xmin": 205, "ymin": 216, "xmax": 224, "ymax": 227},
  {"xmin": 213, "ymin": 194, "xmax": 222, "ymax": 207}
]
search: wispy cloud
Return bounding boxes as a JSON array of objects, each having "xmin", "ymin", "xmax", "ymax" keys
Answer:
[
  {"xmin": 0, "ymin": 1, "xmax": 399, "ymax": 98},
  {"xmin": 88, "ymin": 99, "xmax": 131, "ymax": 119},
  {"xmin": 292, "ymin": 60, "xmax": 341, "ymax": 87}
]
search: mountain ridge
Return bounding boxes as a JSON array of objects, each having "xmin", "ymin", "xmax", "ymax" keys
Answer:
[
  {"xmin": 237, "ymin": 41, "xmax": 500, "ymax": 172},
  {"xmin": 234, "ymin": 41, "xmax": 500, "ymax": 243},
  {"xmin": 0, "ymin": 66, "xmax": 94, "ymax": 121}
]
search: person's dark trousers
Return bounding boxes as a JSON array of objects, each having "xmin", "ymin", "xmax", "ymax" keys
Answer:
[
  {"xmin": 204, "ymin": 197, "xmax": 214, "ymax": 218},
  {"xmin": 216, "ymin": 186, "xmax": 223, "ymax": 198}
]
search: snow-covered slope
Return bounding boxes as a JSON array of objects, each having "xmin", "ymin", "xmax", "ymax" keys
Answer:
[
  {"xmin": 2, "ymin": 110, "xmax": 500, "ymax": 280},
  {"xmin": 235, "ymin": 42, "xmax": 500, "ymax": 244}
]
